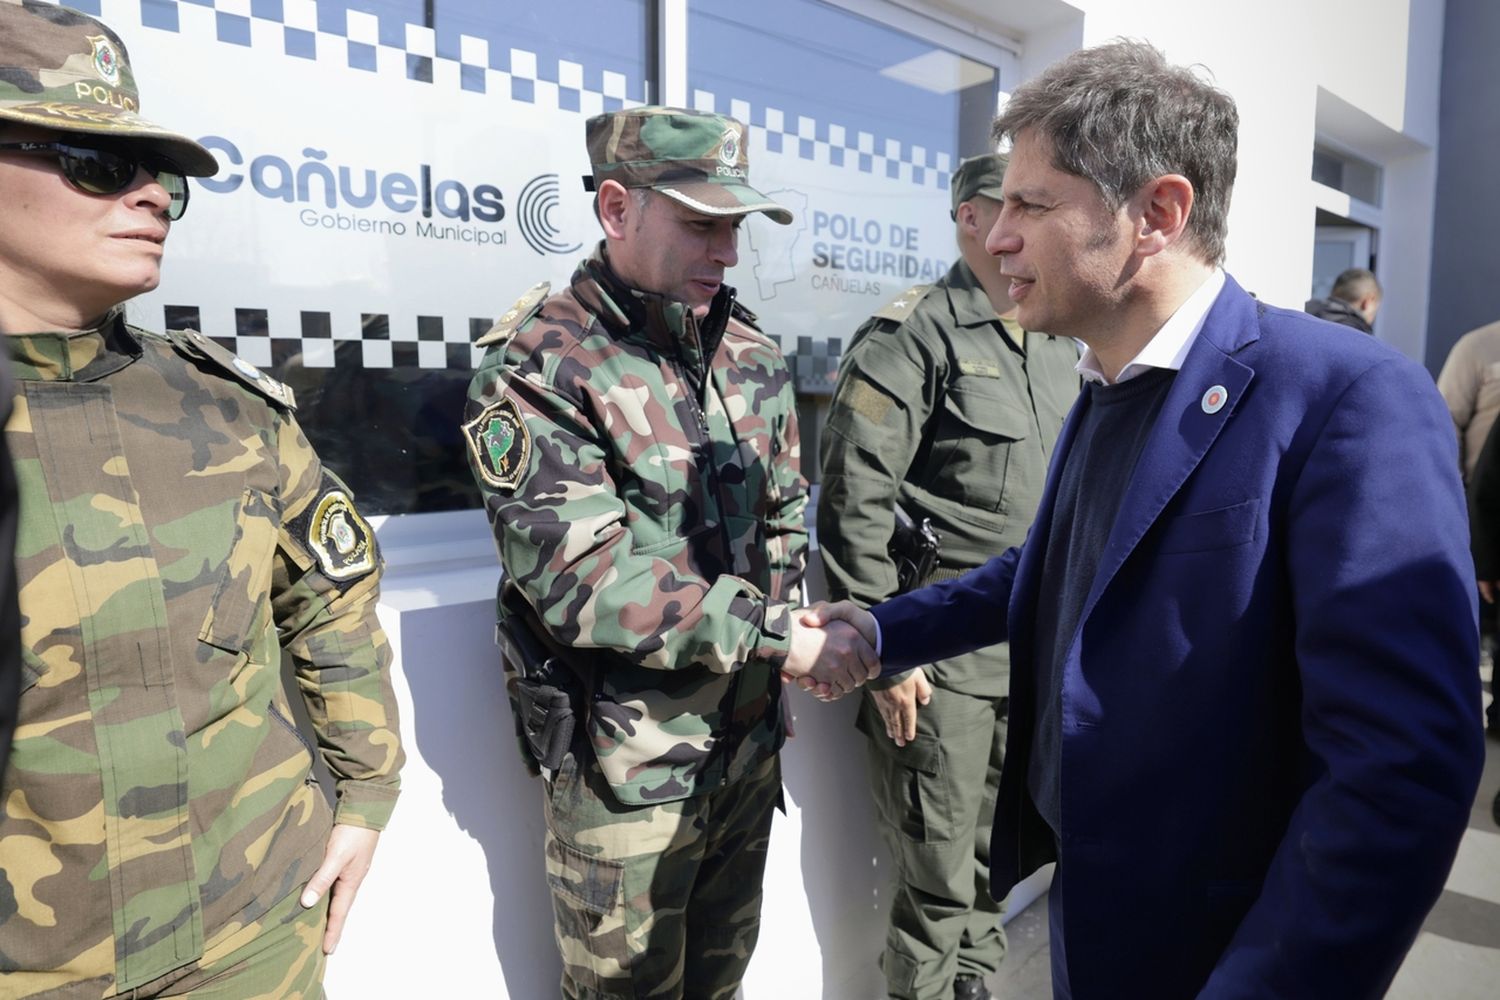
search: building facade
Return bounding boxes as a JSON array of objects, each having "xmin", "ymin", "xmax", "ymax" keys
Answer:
[{"xmin": 60, "ymin": 0, "xmax": 1450, "ymax": 994}]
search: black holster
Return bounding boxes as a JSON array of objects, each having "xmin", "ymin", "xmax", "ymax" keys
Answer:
[
  {"xmin": 496, "ymin": 584, "xmax": 586, "ymax": 773},
  {"xmin": 889, "ymin": 502, "xmax": 942, "ymax": 594}
]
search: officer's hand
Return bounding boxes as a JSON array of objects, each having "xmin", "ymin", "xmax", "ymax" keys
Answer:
[
  {"xmin": 1480, "ymin": 580, "xmax": 1496, "ymax": 604},
  {"xmin": 800, "ymin": 600, "xmax": 879, "ymax": 649},
  {"xmin": 301, "ymin": 823, "xmax": 382, "ymax": 955},
  {"xmin": 782, "ymin": 614, "xmax": 880, "ymax": 700},
  {"xmin": 872, "ymin": 669, "xmax": 932, "ymax": 746}
]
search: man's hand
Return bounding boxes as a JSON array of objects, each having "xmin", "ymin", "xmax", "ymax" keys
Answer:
[
  {"xmin": 873, "ymin": 669, "xmax": 932, "ymax": 746},
  {"xmin": 300, "ymin": 823, "xmax": 382, "ymax": 955},
  {"xmin": 801, "ymin": 599, "xmax": 879, "ymax": 647},
  {"xmin": 782, "ymin": 608, "xmax": 880, "ymax": 699},
  {"xmin": 1480, "ymin": 580, "xmax": 1495, "ymax": 604}
]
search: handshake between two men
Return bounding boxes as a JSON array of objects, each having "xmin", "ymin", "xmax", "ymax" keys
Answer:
[{"xmin": 780, "ymin": 601, "xmax": 931, "ymax": 748}]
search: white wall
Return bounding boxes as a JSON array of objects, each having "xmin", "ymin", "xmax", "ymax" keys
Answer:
[
  {"xmin": 332, "ymin": 512, "xmax": 1046, "ymax": 997},
  {"xmin": 1052, "ymin": 0, "xmax": 1443, "ymax": 361}
]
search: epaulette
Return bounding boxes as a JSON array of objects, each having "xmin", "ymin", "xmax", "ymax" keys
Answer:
[
  {"xmin": 477, "ymin": 281, "xmax": 551, "ymax": 347},
  {"xmin": 165, "ymin": 329, "xmax": 296, "ymax": 410},
  {"xmin": 873, "ymin": 284, "xmax": 932, "ymax": 323},
  {"xmin": 730, "ymin": 299, "xmax": 762, "ymax": 330}
]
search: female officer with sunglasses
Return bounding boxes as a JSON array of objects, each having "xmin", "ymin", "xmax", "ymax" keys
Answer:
[{"xmin": 0, "ymin": 4, "xmax": 405, "ymax": 997}]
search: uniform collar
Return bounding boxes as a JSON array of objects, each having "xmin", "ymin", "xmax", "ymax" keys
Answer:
[
  {"xmin": 944, "ymin": 259, "xmax": 1005, "ymax": 329},
  {"xmin": 945, "ymin": 258, "xmax": 1029, "ymax": 353},
  {"xmin": 570, "ymin": 241, "xmax": 734, "ymax": 372},
  {"xmin": 5, "ymin": 309, "xmax": 143, "ymax": 383}
]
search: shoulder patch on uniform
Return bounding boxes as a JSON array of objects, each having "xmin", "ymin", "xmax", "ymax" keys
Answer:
[
  {"xmin": 836, "ymin": 374, "xmax": 896, "ymax": 426},
  {"xmin": 288, "ymin": 472, "xmax": 378, "ymax": 581},
  {"xmin": 873, "ymin": 285, "xmax": 932, "ymax": 323},
  {"xmin": 165, "ymin": 329, "xmax": 297, "ymax": 411},
  {"xmin": 477, "ymin": 282, "xmax": 551, "ymax": 347},
  {"xmin": 463, "ymin": 396, "xmax": 531, "ymax": 491}
]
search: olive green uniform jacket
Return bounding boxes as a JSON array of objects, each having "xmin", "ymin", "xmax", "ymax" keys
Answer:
[
  {"xmin": 818, "ymin": 260, "xmax": 1080, "ymax": 696},
  {"xmin": 0, "ymin": 317, "xmax": 403, "ymax": 998}
]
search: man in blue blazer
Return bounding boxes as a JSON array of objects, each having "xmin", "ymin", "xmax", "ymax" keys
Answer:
[{"xmin": 805, "ymin": 40, "xmax": 1484, "ymax": 999}]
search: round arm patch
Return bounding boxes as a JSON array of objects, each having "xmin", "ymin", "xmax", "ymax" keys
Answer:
[{"xmin": 464, "ymin": 396, "xmax": 531, "ymax": 491}]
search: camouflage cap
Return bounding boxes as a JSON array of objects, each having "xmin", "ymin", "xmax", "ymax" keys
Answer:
[
  {"xmin": 951, "ymin": 153, "xmax": 1008, "ymax": 216},
  {"xmin": 584, "ymin": 107, "xmax": 793, "ymax": 225},
  {"xmin": 0, "ymin": 1, "xmax": 217, "ymax": 176}
]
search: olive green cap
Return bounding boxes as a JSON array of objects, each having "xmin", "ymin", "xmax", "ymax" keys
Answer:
[
  {"xmin": 0, "ymin": 1, "xmax": 217, "ymax": 176},
  {"xmin": 951, "ymin": 153, "xmax": 1008, "ymax": 216},
  {"xmin": 584, "ymin": 106, "xmax": 792, "ymax": 225}
]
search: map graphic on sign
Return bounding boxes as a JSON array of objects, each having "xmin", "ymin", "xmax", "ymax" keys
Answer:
[{"xmin": 747, "ymin": 188, "xmax": 808, "ymax": 299}]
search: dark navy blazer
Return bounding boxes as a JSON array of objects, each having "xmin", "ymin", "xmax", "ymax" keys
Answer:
[{"xmin": 872, "ymin": 276, "xmax": 1484, "ymax": 999}]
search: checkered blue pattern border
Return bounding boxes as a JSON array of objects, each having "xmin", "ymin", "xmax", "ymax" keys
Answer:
[
  {"xmin": 74, "ymin": 0, "xmax": 650, "ymax": 112},
  {"xmin": 692, "ymin": 89, "xmax": 954, "ymax": 192},
  {"xmin": 61, "ymin": 1, "xmax": 949, "ymax": 190}
]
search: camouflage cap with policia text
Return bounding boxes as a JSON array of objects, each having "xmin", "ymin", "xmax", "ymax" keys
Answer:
[
  {"xmin": 950, "ymin": 153, "xmax": 1008, "ymax": 217},
  {"xmin": 584, "ymin": 106, "xmax": 794, "ymax": 225},
  {"xmin": 0, "ymin": 0, "xmax": 217, "ymax": 175}
]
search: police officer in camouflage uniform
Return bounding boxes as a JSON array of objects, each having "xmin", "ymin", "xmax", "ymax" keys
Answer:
[
  {"xmin": 0, "ymin": 4, "xmax": 404, "ymax": 996},
  {"xmin": 817, "ymin": 155, "xmax": 1080, "ymax": 1000},
  {"xmin": 464, "ymin": 107, "xmax": 876, "ymax": 999}
]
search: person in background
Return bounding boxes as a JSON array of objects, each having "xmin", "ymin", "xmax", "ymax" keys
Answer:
[
  {"xmin": 817, "ymin": 153, "xmax": 1079, "ymax": 1000},
  {"xmin": 1304, "ymin": 266, "xmax": 1380, "ymax": 334},
  {"xmin": 1437, "ymin": 319, "xmax": 1500, "ymax": 758},
  {"xmin": 1461, "ymin": 415, "xmax": 1500, "ymax": 750},
  {"xmin": 1438, "ymin": 317, "xmax": 1500, "ymax": 484},
  {"xmin": 0, "ymin": 4, "xmax": 404, "ymax": 995}
]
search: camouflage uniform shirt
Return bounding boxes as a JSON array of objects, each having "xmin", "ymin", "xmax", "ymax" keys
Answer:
[
  {"xmin": 0, "ymin": 315, "xmax": 404, "ymax": 997},
  {"xmin": 465, "ymin": 247, "xmax": 808, "ymax": 805},
  {"xmin": 818, "ymin": 260, "xmax": 1080, "ymax": 696}
]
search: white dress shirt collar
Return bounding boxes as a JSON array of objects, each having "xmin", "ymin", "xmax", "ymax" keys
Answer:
[{"xmin": 1077, "ymin": 268, "xmax": 1227, "ymax": 386}]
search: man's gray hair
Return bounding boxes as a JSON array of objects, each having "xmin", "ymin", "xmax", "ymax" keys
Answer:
[{"xmin": 993, "ymin": 39, "xmax": 1239, "ymax": 266}]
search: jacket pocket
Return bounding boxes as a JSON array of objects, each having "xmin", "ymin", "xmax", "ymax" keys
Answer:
[
  {"xmin": 267, "ymin": 700, "xmax": 317, "ymax": 764},
  {"xmin": 198, "ymin": 488, "xmax": 279, "ymax": 653},
  {"xmin": 1156, "ymin": 498, "xmax": 1261, "ymax": 554},
  {"xmin": 933, "ymin": 379, "xmax": 1031, "ymax": 513}
]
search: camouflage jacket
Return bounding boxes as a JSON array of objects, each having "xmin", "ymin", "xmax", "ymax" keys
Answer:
[
  {"xmin": 0, "ymin": 316, "xmax": 403, "ymax": 997},
  {"xmin": 818, "ymin": 260, "xmax": 1080, "ymax": 696},
  {"xmin": 465, "ymin": 247, "xmax": 808, "ymax": 805}
]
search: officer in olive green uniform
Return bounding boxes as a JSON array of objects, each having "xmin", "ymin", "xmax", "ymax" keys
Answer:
[
  {"xmin": 817, "ymin": 155, "xmax": 1080, "ymax": 1000},
  {"xmin": 0, "ymin": 5, "xmax": 403, "ymax": 996},
  {"xmin": 466, "ymin": 109, "xmax": 813, "ymax": 1000}
]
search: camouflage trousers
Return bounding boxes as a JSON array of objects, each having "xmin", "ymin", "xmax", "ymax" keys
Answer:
[
  {"xmin": 8, "ymin": 887, "xmax": 326, "ymax": 999},
  {"xmin": 857, "ymin": 686, "xmax": 1008, "ymax": 1000},
  {"xmin": 542, "ymin": 750, "xmax": 781, "ymax": 999},
  {"xmin": 132, "ymin": 889, "xmax": 326, "ymax": 999}
]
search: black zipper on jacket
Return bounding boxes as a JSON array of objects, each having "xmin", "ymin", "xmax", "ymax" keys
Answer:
[{"xmin": 676, "ymin": 301, "xmax": 753, "ymax": 786}]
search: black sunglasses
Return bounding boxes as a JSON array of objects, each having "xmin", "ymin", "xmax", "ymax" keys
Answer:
[{"xmin": 0, "ymin": 140, "xmax": 190, "ymax": 220}]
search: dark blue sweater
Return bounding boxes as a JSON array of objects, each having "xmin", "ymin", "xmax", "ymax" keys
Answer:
[{"xmin": 1029, "ymin": 366, "xmax": 1178, "ymax": 839}]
